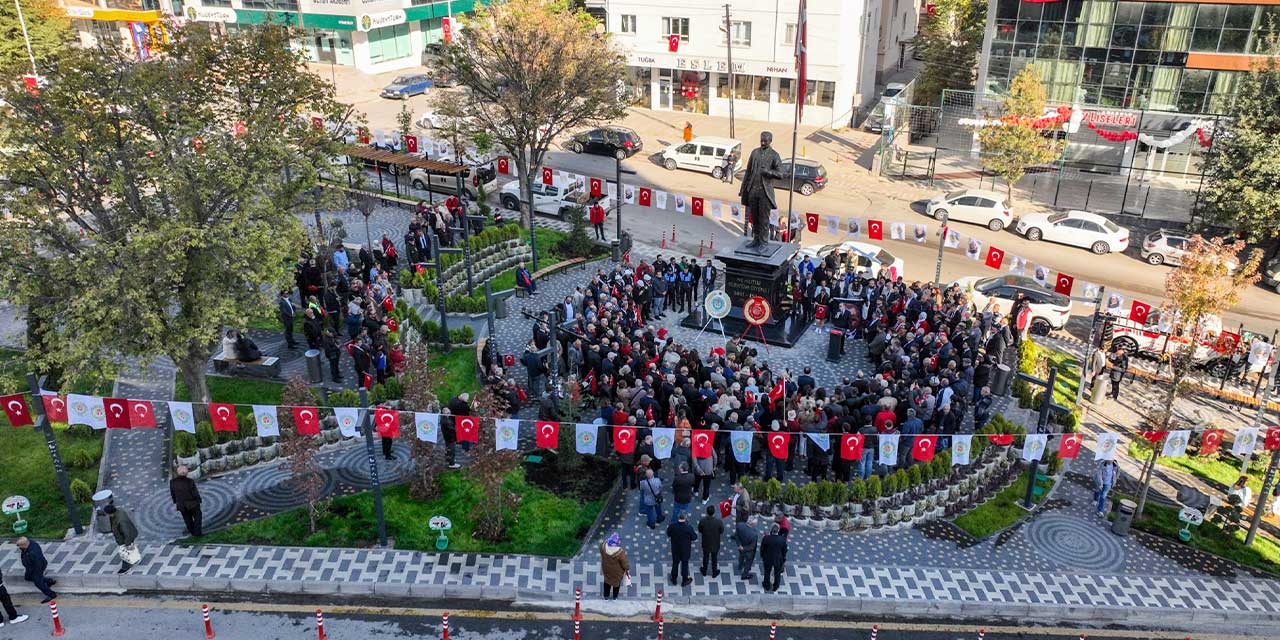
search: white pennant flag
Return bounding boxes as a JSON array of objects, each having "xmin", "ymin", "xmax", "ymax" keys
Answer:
[
  {"xmin": 826, "ymin": 216, "xmax": 838, "ymax": 234},
  {"xmin": 711, "ymin": 200, "xmax": 723, "ymax": 220},
  {"xmin": 415, "ymin": 412, "xmax": 439, "ymax": 443},
  {"xmin": 252, "ymin": 405, "xmax": 280, "ymax": 438},
  {"xmin": 623, "ymin": 184, "xmax": 636, "ymax": 204},
  {"xmin": 1022, "ymin": 434, "xmax": 1048, "ymax": 461},
  {"xmin": 652, "ymin": 427, "xmax": 675, "ymax": 459},
  {"xmin": 807, "ymin": 432, "xmax": 831, "ymax": 451},
  {"xmin": 168, "ymin": 401, "xmax": 196, "ymax": 434},
  {"xmin": 944, "ymin": 229, "xmax": 961, "ymax": 248},
  {"xmin": 655, "ymin": 190, "xmax": 668, "ymax": 209},
  {"xmin": 877, "ymin": 433, "xmax": 899, "ymax": 466},
  {"xmin": 912, "ymin": 223, "xmax": 928, "ymax": 243},
  {"xmin": 1008, "ymin": 255, "xmax": 1027, "ymax": 275},
  {"xmin": 575, "ymin": 423, "xmax": 598, "ymax": 455},
  {"xmin": 67, "ymin": 394, "xmax": 105, "ymax": 429},
  {"xmin": 495, "ymin": 419, "xmax": 519, "ymax": 451},
  {"xmin": 674, "ymin": 194, "xmax": 687, "ymax": 214},
  {"xmin": 606, "ymin": 182, "xmax": 617, "ymax": 200},
  {"xmin": 1094, "ymin": 432, "xmax": 1119, "ymax": 460},
  {"xmin": 1232, "ymin": 427, "xmax": 1259, "ymax": 456},
  {"xmin": 1162, "ymin": 429, "xmax": 1190, "ymax": 458},
  {"xmin": 334, "ymin": 407, "xmax": 361, "ymax": 438},
  {"xmin": 891, "ymin": 222, "xmax": 906, "ymax": 240},
  {"xmin": 951, "ymin": 434, "xmax": 973, "ymax": 465}
]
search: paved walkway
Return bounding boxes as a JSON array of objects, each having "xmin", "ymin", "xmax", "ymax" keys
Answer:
[{"xmin": 99, "ymin": 358, "xmax": 178, "ymax": 510}]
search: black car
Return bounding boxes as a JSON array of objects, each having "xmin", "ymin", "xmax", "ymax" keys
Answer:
[
  {"xmin": 568, "ymin": 126, "xmax": 643, "ymax": 160},
  {"xmin": 778, "ymin": 158, "xmax": 829, "ymax": 196}
]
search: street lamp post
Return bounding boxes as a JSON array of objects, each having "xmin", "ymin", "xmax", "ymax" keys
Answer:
[
  {"xmin": 933, "ymin": 211, "xmax": 949, "ymax": 285},
  {"xmin": 357, "ymin": 386, "xmax": 387, "ymax": 547},
  {"xmin": 26, "ymin": 373, "xmax": 83, "ymax": 535}
]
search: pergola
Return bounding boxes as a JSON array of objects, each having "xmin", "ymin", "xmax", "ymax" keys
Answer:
[{"xmin": 340, "ymin": 145, "xmax": 468, "ymax": 200}]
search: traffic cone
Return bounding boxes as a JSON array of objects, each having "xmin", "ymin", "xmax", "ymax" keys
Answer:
[
  {"xmin": 315, "ymin": 609, "xmax": 327, "ymax": 640},
  {"xmin": 49, "ymin": 601, "xmax": 65, "ymax": 637},
  {"xmin": 443, "ymin": 612, "xmax": 450, "ymax": 640},
  {"xmin": 710, "ymin": 232, "xmax": 715, "ymax": 251},
  {"xmin": 698, "ymin": 240, "xmax": 704, "ymax": 258},
  {"xmin": 661, "ymin": 231, "xmax": 666, "ymax": 249},
  {"xmin": 869, "ymin": 624, "xmax": 878, "ymax": 640},
  {"xmin": 671, "ymin": 225, "xmax": 677, "ymax": 243},
  {"xmin": 652, "ymin": 589, "xmax": 663, "ymax": 622},
  {"xmin": 202, "ymin": 604, "xmax": 216, "ymax": 639}
]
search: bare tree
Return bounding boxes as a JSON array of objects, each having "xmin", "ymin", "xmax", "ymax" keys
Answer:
[
  {"xmin": 279, "ymin": 377, "xmax": 328, "ymax": 533},
  {"xmin": 401, "ymin": 342, "xmax": 447, "ymax": 501},
  {"xmin": 467, "ymin": 387, "xmax": 521, "ymax": 542}
]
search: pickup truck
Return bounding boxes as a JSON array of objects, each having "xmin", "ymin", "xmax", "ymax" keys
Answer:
[{"xmin": 499, "ymin": 177, "xmax": 610, "ymax": 218}]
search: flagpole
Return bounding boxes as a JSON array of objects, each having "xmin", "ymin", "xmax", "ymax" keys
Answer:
[{"xmin": 788, "ymin": 0, "xmax": 805, "ymax": 245}]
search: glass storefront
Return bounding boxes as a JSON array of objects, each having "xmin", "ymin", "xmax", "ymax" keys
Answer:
[
  {"xmin": 367, "ymin": 23, "xmax": 412, "ymax": 63},
  {"xmin": 657, "ymin": 68, "xmax": 708, "ymax": 114},
  {"xmin": 625, "ymin": 66, "xmax": 651, "ymax": 106}
]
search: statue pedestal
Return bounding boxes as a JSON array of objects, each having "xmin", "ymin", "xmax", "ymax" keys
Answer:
[{"xmin": 681, "ymin": 239, "xmax": 809, "ymax": 347}]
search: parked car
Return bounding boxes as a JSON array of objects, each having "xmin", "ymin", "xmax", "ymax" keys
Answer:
[
  {"xmin": 409, "ymin": 163, "xmax": 496, "ymax": 200},
  {"xmin": 1106, "ymin": 310, "xmax": 1245, "ymax": 376},
  {"xmin": 568, "ymin": 126, "xmax": 643, "ymax": 160},
  {"xmin": 659, "ymin": 136, "xmax": 742, "ymax": 179},
  {"xmin": 499, "ymin": 177, "xmax": 610, "ymax": 218},
  {"xmin": 925, "ymin": 189, "xmax": 1012, "ymax": 231},
  {"xmin": 954, "ymin": 274, "xmax": 1072, "ymax": 334},
  {"xmin": 1015, "ymin": 210, "xmax": 1129, "ymax": 254},
  {"xmin": 380, "ymin": 74, "xmax": 433, "ymax": 99},
  {"xmin": 883, "ymin": 82, "xmax": 907, "ymax": 98},
  {"xmin": 1264, "ymin": 256, "xmax": 1280, "ymax": 294},
  {"xmin": 796, "ymin": 241, "xmax": 905, "ymax": 280},
  {"xmin": 1141, "ymin": 229, "xmax": 1240, "ymax": 272},
  {"xmin": 778, "ymin": 159, "xmax": 828, "ymax": 196}
]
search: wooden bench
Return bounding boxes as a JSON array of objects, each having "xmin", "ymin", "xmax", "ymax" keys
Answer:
[
  {"xmin": 212, "ymin": 354, "xmax": 281, "ymax": 378},
  {"xmin": 531, "ymin": 257, "xmax": 588, "ymax": 281}
]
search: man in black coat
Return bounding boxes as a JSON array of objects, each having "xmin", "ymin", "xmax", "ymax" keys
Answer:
[
  {"xmin": 15, "ymin": 538, "xmax": 56, "ymax": 602},
  {"xmin": 733, "ymin": 516, "xmax": 759, "ymax": 581},
  {"xmin": 760, "ymin": 524, "xmax": 788, "ymax": 592},
  {"xmin": 445, "ymin": 392, "xmax": 471, "ymax": 469},
  {"xmin": 278, "ymin": 289, "xmax": 298, "ymax": 349},
  {"xmin": 0, "ymin": 570, "xmax": 29, "ymax": 625},
  {"xmin": 665, "ymin": 511, "xmax": 698, "ymax": 587},
  {"xmin": 169, "ymin": 465, "xmax": 203, "ymax": 537},
  {"xmin": 697, "ymin": 505, "xmax": 724, "ymax": 578}
]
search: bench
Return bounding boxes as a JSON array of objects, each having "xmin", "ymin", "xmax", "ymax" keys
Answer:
[
  {"xmin": 516, "ymin": 257, "xmax": 588, "ymax": 298},
  {"xmin": 212, "ymin": 354, "xmax": 281, "ymax": 378}
]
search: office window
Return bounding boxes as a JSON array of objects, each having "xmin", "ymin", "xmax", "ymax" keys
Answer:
[
  {"xmin": 241, "ymin": 0, "xmax": 299, "ymax": 10},
  {"xmin": 724, "ymin": 20, "xmax": 751, "ymax": 46},
  {"xmin": 778, "ymin": 78, "xmax": 795, "ymax": 104},
  {"xmin": 662, "ymin": 17, "xmax": 690, "ymax": 41},
  {"xmin": 368, "ymin": 23, "xmax": 412, "ymax": 63},
  {"xmin": 620, "ymin": 14, "xmax": 637, "ymax": 34},
  {"xmin": 784, "ymin": 23, "xmax": 796, "ymax": 45}
]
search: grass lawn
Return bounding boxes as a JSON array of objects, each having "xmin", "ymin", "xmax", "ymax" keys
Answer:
[
  {"xmin": 1130, "ymin": 499, "xmax": 1280, "ymax": 575},
  {"xmin": 194, "ymin": 469, "xmax": 602, "ymax": 556},
  {"xmin": 0, "ymin": 422, "xmax": 103, "ymax": 539},
  {"xmin": 432, "ymin": 346, "xmax": 480, "ymax": 401},
  {"xmin": 1128, "ymin": 442, "xmax": 1268, "ymax": 495},
  {"xmin": 952, "ymin": 473, "xmax": 1053, "ymax": 539},
  {"xmin": 175, "ymin": 375, "xmax": 286, "ymax": 406}
]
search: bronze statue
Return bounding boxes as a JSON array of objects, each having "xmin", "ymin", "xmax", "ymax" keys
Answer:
[{"xmin": 738, "ymin": 131, "xmax": 784, "ymax": 248}]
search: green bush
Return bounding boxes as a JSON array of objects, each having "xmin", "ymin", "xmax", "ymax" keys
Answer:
[
  {"xmin": 765, "ymin": 478, "xmax": 783, "ymax": 502},
  {"xmin": 801, "ymin": 482, "xmax": 821, "ymax": 507},
  {"xmin": 67, "ymin": 448, "xmax": 98, "ymax": 469},
  {"xmin": 70, "ymin": 478, "xmax": 93, "ymax": 503},
  {"xmin": 849, "ymin": 478, "xmax": 867, "ymax": 502},
  {"xmin": 450, "ymin": 325, "xmax": 476, "ymax": 344},
  {"xmin": 174, "ymin": 432, "xmax": 198, "ymax": 458},
  {"xmin": 782, "ymin": 481, "xmax": 802, "ymax": 505},
  {"xmin": 907, "ymin": 464, "xmax": 923, "ymax": 487},
  {"xmin": 195, "ymin": 421, "xmax": 216, "ymax": 448},
  {"xmin": 865, "ymin": 475, "xmax": 882, "ymax": 501},
  {"xmin": 829, "ymin": 481, "xmax": 849, "ymax": 506},
  {"xmin": 65, "ymin": 424, "xmax": 96, "ymax": 438},
  {"xmin": 328, "ymin": 389, "xmax": 362, "ymax": 407}
]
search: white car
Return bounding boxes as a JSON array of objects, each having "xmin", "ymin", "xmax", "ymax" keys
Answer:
[
  {"xmin": 499, "ymin": 177, "xmax": 610, "ymax": 218},
  {"xmin": 1141, "ymin": 229, "xmax": 1239, "ymax": 272},
  {"xmin": 408, "ymin": 164, "xmax": 496, "ymax": 200},
  {"xmin": 954, "ymin": 274, "xmax": 1073, "ymax": 333},
  {"xmin": 796, "ymin": 241, "xmax": 906, "ymax": 281},
  {"xmin": 925, "ymin": 189, "xmax": 1012, "ymax": 231},
  {"xmin": 1016, "ymin": 210, "xmax": 1129, "ymax": 255},
  {"xmin": 659, "ymin": 136, "xmax": 743, "ymax": 178}
]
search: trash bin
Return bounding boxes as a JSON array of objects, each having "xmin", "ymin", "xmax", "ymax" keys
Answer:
[
  {"xmin": 494, "ymin": 295, "xmax": 509, "ymax": 319},
  {"xmin": 1090, "ymin": 373, "xmax": 1107, "ymax": 404},
  {"xmin": 304, "ymin": 349, "xmax": 323, "ymax": 383},
  {"xmin": 993, "ymin": 363, "xmax": 1014, "ymax": 396},
  {"xmin": 827, "ymin": 329, "xmax": 845, "ymax": 362},
  {"xmin": 1111, "ymin": 499, "xmax": 1137, "ymax": 536},
  {"xmin": 92, "ymin": 489, "xmax": 114, "ymax": 534},
  {"xmin": 611, "ymin": 239, "xmax": 621, "ymax": 262}
]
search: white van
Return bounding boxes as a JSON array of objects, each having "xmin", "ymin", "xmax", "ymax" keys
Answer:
[{"xmin": 659, "ymin": 136, "xmax": 742, "ymax": 179}]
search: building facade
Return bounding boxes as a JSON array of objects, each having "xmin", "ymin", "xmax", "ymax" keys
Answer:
[
  {"xmin": 63, "ymin": 0, "xmax": 171, "ymax": 60},
  {"xmin": 976, "ymin": 0, "xmax": 1280, "ymax": 115},
  {"xmin": 597, "ymin": 0, "xmax": 883, "ymax": 128},
  {"xmin": 876, "ymin": 0, "xmax": 922, "ymax": 82}
]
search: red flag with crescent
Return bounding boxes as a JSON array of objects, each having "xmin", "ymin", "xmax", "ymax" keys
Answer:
[
  {"xmin": 375, "ymin": 407, "xmax": 400, "ymax": 438},
  {"xmin": 293, "ymin": 407, "xmax": 321, "ymax": 435},
  {"xmin": 868, "ymin": 219, "xmax": 883, "ymax": 240},
  {"xmin": 1055, "ymin": 273, "xmax": 1074, "ymax": 296},
  {"xmin": 455, "ymin": 415, "xmax": 479, "ymax": 443},
  {"xmin": 1130, "ymin": 300, "xmax": 1152, "ymax": 324},
  {"xmin": 985, "ymin": 246, "xmax": 1005, "ymax": 270},
  {"xmin": 988, "ymin": 433, "xmax": 1013, "ymax": 446},
  {"xmin": 638, "ymin": 187, "xmax": 652, "ymax": 206},
  {"xmin": 405, "ymin": 135, "xmax": 419, "ymax": 154},
  {"xmin": 1265, "ymin": 427, "xmax": 1280, "ymax": 451},
  {"xmin": 128, "ymin": 399, "xmax": 156, "ymax": 428},
  {"xmin": 589, "ymin": 177, "xmax": 603, "ymax": 197},
  {"xmin": 719, "ymin": 499, "xmax": 732, "ymax": 518},
  {"xmin": 103, "ymin": 397, "xmax": 131, "ymax": 429},
  {"xmin": 806, "ymin": 212, "xmax": 818, "ymax": 233},
  {"xmin": 692, "ymin": 429, "xmax": 714, "ymax": 458},
  {"xmin": 1140, "ymin": 430, "xmax": 1166, "ymax": 444},
  {"xmin": 768, "ymin": 432, "xmax": 791, "ymax": 459},
  {"xmin": 41, "ymin": 394, "xmax": 67, "ymax": 423},
  {"xmin": 911, "ymin": 435, "xmax": 937, "ymax": 462},
  {"xmin": 1, "ymin": 393, "xmax": 32, "ymax": 427},
  {"xmin": 536, "ymin": 421, "xmax": 560, "ymax": 448},
  {"xmin": 1199, "ymin": 429, "xmax": 1224, "ymax": 456},
  {"xmin": 668, "ymin": 33, "xmax": 680, "ymax": 52},
  {"xmin": 210, "ymin": 403, "xmax": 238, "ymax": 432},
  {"xmin": 1058, "ymin": 433, "xmax": 1083, "ymax": 459},
  {"xmin": 497, "ymin": 157, "xmax": 510, "ymax": 174},
  {"xmin": 541, "ymin": 166, "xmax": 554, "ymax": 185},
  {"xmin": 614, "ymin": 426, "xmax": 636, "ymax": 454},
  {"xmin": 840, "ymin": 434, "xmax": 864, "ymax": 460},
  {"xmin": 692, "ymin": 197, "xmax": 704, "ymax": 216}
]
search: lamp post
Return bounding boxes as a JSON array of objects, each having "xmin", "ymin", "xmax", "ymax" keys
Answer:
[{"xmin": 357, "ymin": 387, "xmax": 387, "ymax": 547}]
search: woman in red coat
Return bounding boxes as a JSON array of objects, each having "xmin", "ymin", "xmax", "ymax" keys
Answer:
[{"xmin": 589, "ymin": 203, "xmax": 606, "ymax": 241}]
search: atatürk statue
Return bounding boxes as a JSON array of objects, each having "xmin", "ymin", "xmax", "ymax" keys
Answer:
[{"xmin": 738, "ymin": 131, "xmax": 784, "ymax": 248}]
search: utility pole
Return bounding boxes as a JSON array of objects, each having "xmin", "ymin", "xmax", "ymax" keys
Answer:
[
  {"xmin": 933, "ymin": 211, "xmax": 949, "ymax": 285},
  {"xmin": 357, "ymin": 387, "xmax": 387, "ymax": 547},
  {"xmin": 1244, "ymin": 361, "xmax": 1279, "ymax": 546},
  {"xmin": 1076, "ymin": 285, "xmax": 1106, "ymax": 407},
  {"xmin": 723, "ymin": 4, "xmax": 736, "ymax": 139},
  {"xmin": 13, "ymin": 0, "xmax": 38, "ymax": 77}
]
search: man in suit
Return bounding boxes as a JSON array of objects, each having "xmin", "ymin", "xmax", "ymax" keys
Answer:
[
  {"xmin": 697, "ymin": 504, "xmax": 723, "ymax": 578},
  {"xmin": 665, "ymin": 511, "xmax": 698, "ymax": 587},
  {"xmin": 733, "ymin": 516, "xmax": 759, "ymax": 581},
  {"xmin": 278, "ymin": 290, "xmax": 298, "ymax": 349},
  {"xmin": 15, "ymin": 538, "xmax": 56, "ymax": 603},
  {"xmin": 700, "ymin": 259, "xmax": 717, "ymax": 302},
  {"xmin": 760, "ymin": 523, "xmax": 788, "ymax": 592},
  {"xmin": 169, "ymin": 465, "xmax": 203, "ymax": 537}
]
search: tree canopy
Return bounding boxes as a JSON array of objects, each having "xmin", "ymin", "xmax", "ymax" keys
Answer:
[
  {"xmin": 0, "ymin": 24, "xmax": 357, "ymax": 401},
  {"xmin": 975, "ymin": 65, "xmax": 1063, "ymax": 200},
  {"xmin": 0, "ymin": 0, "xmax": 71, "ymax": 74},
  {"xmin": 912, "ymin": 0, "xmax": 986, "ymax": 108}
]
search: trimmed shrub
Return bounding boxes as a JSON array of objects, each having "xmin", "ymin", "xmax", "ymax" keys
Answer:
[{"xmin": 70, "ymin": 478, "xmax": 93, "ymax": 503}]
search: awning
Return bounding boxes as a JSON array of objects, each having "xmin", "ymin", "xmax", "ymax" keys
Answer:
[
  {"xmin": 343, "ymin": 146, "xmax": 467, "ymax": 174},
  {"xmin": 63, "ymin": 2, "xmax": 161, "ymax": 22}
]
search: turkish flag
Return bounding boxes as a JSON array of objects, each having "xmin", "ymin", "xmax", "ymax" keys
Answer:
[
  {"xmin": 103, "ymin": 398, "xmax": 131, "ymax": 429},
  {"xmin": 692, "ymin": 429, "xmax": 714, "ymax": 458},
  {"xmin": 1058, "ymin": 433, "xmax": 1083, "ymax": 459},
  {"xmin": 455, "ymin": 415, "xmax": 479, "ymax": 443},
  {"xmin": 868, "ymin": 219, "xmax": 883, "ymax": 240},
  {"xmin": 1054, "ymin": 273, "xmax": 1074, "ymax": 296},
  {"xmin": 1140, "ymin": 430, "xmax": 1166, "ymax": 444},
  {"xmin": 768, "ymin": 379, "xmax": 785, "ymax": 410},
  {"xmin": 293, "ymin": 407, "xmax": 321, "ymax": 435},
  {"xmin": 1265, "ymin": 427, "xmax": 1280, "ymax": 451},
  {"xmin": 985, "ymin": 246, "xmax": 1005, "ymax": 270},
  {"xmin": 639, "ymin": 187, "xmax": 652, "ymax": 206},
  {"xmin": 497, "ymin": 157, "xmax": 510, "ymax": 174},
  {"xmin": 503, "ymin": 354, "xmax": 516, "ymax": 368},
  {"xmin": 210, "ymin": 403, "xmax": 238, "ymax": 432},
  {"xmin": 1199, "ymin": 428, "xmax": 1224, "ymax": 456},
  {"xmin": 41, "ymin": 395, "xmax": 68, "ymax": 423},
  {"xmin": 645, "ymin": 404, "xmax": 655, "ymax": 423},
  {"xmin": 375, "ymin": 407, "xmax": 400, "ymax": 438},
  {"xmin": 1, "ymin": 393, "xmax": 32, "ymax": 427},
  {"xmin": 719, "ymin": 499, "xmax": 732, "ymax": 518},
  {"xmin": 692, "ymin": 197, "xmax": 704, "ymax": 216},
  {"xmin": 1130, "ymin": 300, "xmax": 1152, "ymax": 324},
  {"xmin": 768, "ymin": 432, "xmax": 791, "ymax": 459},
  {"xmin": 358, "ymin": 127, "xmax": 370, "ymax": 144},
  {"xmin": 128, "ymin": 399, "xmax": 156, "ymax": 428},
  {"xmin": 311, "ymin": 116, "xmax": 324, "ymax": 130},
  {"xmin": 988, "ymin": 433, "xmax": 1013, "ymax": 446},
  {"xmin": 589, "ymin": 177, "xmax": 603, "ymax": 197},
  {"xmin": 541, "ymin": 166, "xmax": 554, "ymax": 186},
  {"xmin": 912, "ymin": 435, "xmax": 937, "ymax": 462},
  {"xmin": 806, "ymin": 212, "xmax": 818, "ymax": 233},
  {"xmin": 668, "ymin": 34, "xmax": 680, "ymax": 52},
  {"xmin": 614, "ymin": 426, "xmax": 636, "ymax": 454},
  {"xmin": 840, "ymin": 434, "xmax": 865, "ymax": 460},
  {"xmin": 405, "ymin": 135, "xmax": 419, "ymax": 154},
  {"xmin": 535, "ymin": 421, "xmax": 560, "ymax": 448},
  {"xmin": 232, "ymin": 121, "xmax": 247, "ymax": 137}
]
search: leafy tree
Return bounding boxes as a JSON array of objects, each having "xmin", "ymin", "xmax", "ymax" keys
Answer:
[
  {"xmin": 278, "ymin": 377, "xmax": 326, "ymax": 533},
  {"xmin": 0, "ymin": 0, "xmax": 70, "ymax": 74},
  {"xmin": 974, "ymin": 65, "xmax": 1063, "ymax": 201},
  {"xmin": 467, "ymin": 387, "xmax": 520, "ymax": 542},
  {"xmin": 556, "ymin": 204, "xmax": 594, "ymax": 258},
  {"xmin": 912, "ymin": 0, "xmax": 986, "ymax": 107},
  {"xmin": 400, "ymin": 342, "xmax": 447, "ymax": 501},
  {"xmin": 0, "ymin": 25, "xmax": 358, "ymax": 402},
  {"xmin": 431, "ymin": 0, "xmax": 627, "ymax": 270}
]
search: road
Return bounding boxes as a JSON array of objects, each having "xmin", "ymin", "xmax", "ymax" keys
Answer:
[{"xmin": 0, "ymin": 594, "xmax": 1251, "ymax": 640}]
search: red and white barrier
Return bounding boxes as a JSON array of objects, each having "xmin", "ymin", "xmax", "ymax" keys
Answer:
[
  {"xmin": 769, "ymin": 621, "xmax": 777, "ymax": 640},
  {"xmin": 202, "ymin": 603, "xmax": 215, "ymax": 639},
  {"xmin": 443, "ymin": 612, "xmax": 450, "ymax": 640},
  {"xmin": 574, "ymin": 618, "xmax": 581, "ymax": 640},
  {"xmin": 574, "ymin": 586, "xmax": 582, "ymax": 621},
  {"xmin": 652, "ymin": 589, "xmax": 663, "ymax": 622},
  {"xmin": 661, "ymin": 231, "xmax": 667, "ymax": 249},
  {"xmin": 671, "ymin": 225, "xmax": 677, "ymax": 243},
  {"xmin": 49, "ymin": 601, "xmax": 65, "ymax": 637},
  {"xmin": 315, "ymin": 609, "xmax": 327, "ymax": 640},
  {"xmin": 657, "ymin": 617, "xmax": 664, "ymax": 640},
  {"xmin": 869, "ymin": 624, "xmax": 878, "ymax": 640},
  {"xmin": 977, "ymin": 629, "xmax": 985, "ymax": 640}
]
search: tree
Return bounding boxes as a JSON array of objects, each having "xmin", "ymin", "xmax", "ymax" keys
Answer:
[
  {"xmin": 0, "ymin": 0, "xmax": 70, "ymax": 74},
  {"xmin": 400, "ymin": 342, "xmax": 447, "ymax": 501},
  {"xmin": 974, "ymin": 65, "xmax": 1063, "ymax": 201},
  {"xmin": 279, "ymin": 377, "xmax": 326, "ymax": 533},
  {"xmin": 912, "ymin": 0, "xmax": 986, "ymax": 108},
  {"xmin": 0, "ymin": 25, "xmax": 358, "ymax": 402},
  {"xmin": 1201, "ymin": 33, "xmax": 1280, "ymax": 254},
  {"xmin": 431, "ymin": 0, "xmax": 627, "ymax": 270},
  {"xmin": 466, "ymin": 387, "xmax": 520, "ymax": 542},
  {"xmin": 1132, "ymin": 236, "xmax": 1261, "ymax": 519}
]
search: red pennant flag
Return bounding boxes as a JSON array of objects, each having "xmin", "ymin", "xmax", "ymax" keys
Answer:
[
  {"xmin": 868, "ymin": 219, "xmax": 883, "ymax": 240},
  {"xmin": 589, "ymin": 177, "xmax": 603, "ymax": 197},
  {"xmin": 692, "ymin": 197, "xmax": 704, "ymax": 216},
  {"xmin": 638, "ymin": 187, "xmax": 652, "ymax": 207},
  {"xmin": 984, "ymin": 246, "xmax": 1005, "ymax": 270},
  {"xmin": 516, "ymin": 386, "xmax": 528, "ymax": 402},
  {"xmin": 293, "ymin": 407, "xmax": 321, "ymax": 435},
  {"xmin": 497, "ymin": 157, "xmax": 510, "ymax": 174},
  {"xmin": 535, "ymin": 421, "xmax": 560, "ymax": 448},
  {"xmin": 988, "ymin": 433, "xmax": 1013, "ymax": 446},
  {"xmin": 103, "ymin": 398, "xmax": 131, "ymax": 429},
  {"xmin": 645, "ymin": 404, "xmax": 655, "ymax": 423},
  {"xmin": 1199, "ymin": 429, "xmax": 1224, "ymax": 457},
  {"xmin": 667, "ymin": 407, "xmax": 675, "ymax": 426},
  {"xmin": 1058, "ymin": 433, "xmax": 1083, "ymax": 459},
  {"xmin": 614, "ymin": 426, "xmax": 636, "ymax": 454},
  {"xmin": 667, "ymin": 33, "xmax": 680, "ymax": 52},
  {"xmin": 1, "ymin": 393, "xmax": 32, "ymax": 427},
  {"xmin": 357, "ymin": 127, "xmax": 370, "ymax": 144},
  {"xmin": 128, "ymin": 399, "xmax": 156, "ymax": 428},
  {"xmin": 912, "ymin": 435, "xmax": 937, "ymax": 462},
  {"xmin": 232, "ymin": 121, "xmax": 247, "ymax": 137},
  {"xmin": 745, "ymin": 391, "xmax": 755, "ymax": 406},
  {"xmin": 767, "ymin": 432, "xmax": 791, "ymax": 459},
  {"xmin": 805, "ymin": 212, "xmax": 819, "ymax": 233},
  {"xmin": 311, "ymin": 116, "xmax": 324, "ymax": 130},
  {"xmin": 768, "ymin": 379, "xmax": 785, "ymax": 410},
  {"xmin": 840, "ymin": 434, "xmax": 865, "ymax": 460},
  {"xmin": 1130, "ymin": 300, "xmax": 1152, "ymax": 324},
  {"xmin": 210, "ymin": 403, "xmax": 238, "ymax": 432},
  {"xmin": 718, "ymin": 499, "xmax": 732, "ymax": 518},
  {"xmin": 691, "ymin": 429, "xmax": 714, "ymax": 458},
  {"xmin": 1265, "ymin": 427, "xmax": 1280, "ymax": 451},
  {"xmin": 541, "ymin": 166, "xmax": 554, "ymax": 186},
  {"xmin": 41, "ymin": 394, "xmax": 68, "ymax": 423},
  {"xmin": 455, "ymin": 415, "xmax": 479, "ymax": 443},
  {"xmin": 585, "ymin": 369, "xmax": 597, "ymax": 394},
  {"xmin": 1140, "ymin": 430, "xmax": 1166, "ymax": 444},
  {"xmin": 375, "ymin": 407, "xmax": 400, "ymax": 438},
  {"xmin": 405, "ymin": 134, "xmax": 419, "ymax": 154},
  {"xmin": 503, "ymin": 354, "xmax": 516, "ymax": 368},
  {"xmin": 1055, "ymin": 273, "xmax": 1075, "ymax": 296}
]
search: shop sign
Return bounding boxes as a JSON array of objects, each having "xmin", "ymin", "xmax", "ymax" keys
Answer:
[
  {"xmin": 626, "ymin": 51, "xmax": 800, "ymax": 78},
  {"xmin": 308, "ymin": 0, "xmax": 353, "ymax": 6},
  {"xmin": 183, "ymin": 5, "xmax": 237, "ymax": 23},
  {"xmin": 357, "ymin": 9, "xmax": 405, "ymax": 31},
  {"xmin": 65, "ymin": 6, "xmax": 95, "ymax": 18},
  {"xmin": 1082, "ymin": 110, "xmax": 1138, "ymax": 127}
]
